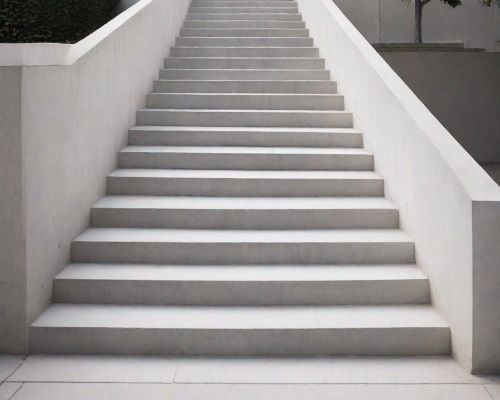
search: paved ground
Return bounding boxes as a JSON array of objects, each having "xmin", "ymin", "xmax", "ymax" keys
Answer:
[{"xmin": 0, "ymin": 355, "xmax": 498, "ymax": 399}]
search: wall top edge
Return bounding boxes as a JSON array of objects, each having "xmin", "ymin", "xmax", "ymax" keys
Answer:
[
  {"xmin": 324, "ymin": 0, "xmax": 500, "ymax": 202},
  {"xmin": 0, "ymin": 0, "xmax": 152, "ymax": 66}
]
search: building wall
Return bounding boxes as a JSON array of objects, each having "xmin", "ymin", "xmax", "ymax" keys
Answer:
[
  {"xmin": 334, "ymin": 0, "xmax": 499, "ymax": 51},
  {"xmin": 380, "ymin": 51, "xmax": 500, "ymax": 163},
  {"xmin": 0, "ymin": 67, "xmax": 27, "ymax": 353}
]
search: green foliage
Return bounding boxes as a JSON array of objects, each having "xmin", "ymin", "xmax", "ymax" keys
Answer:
[{"xmin": 0, "ymin": 0, "xmax": 120, "ymax": 43}]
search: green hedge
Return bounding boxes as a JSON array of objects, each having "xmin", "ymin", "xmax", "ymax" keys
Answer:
[{"xmin": 0, "ymin": 0, "xmax": 120, "ymax": 43}]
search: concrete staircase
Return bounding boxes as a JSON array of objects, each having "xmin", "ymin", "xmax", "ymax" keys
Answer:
[{"xmin": 30, "ymin": 0, "xmax": 451, "ymax": 356}]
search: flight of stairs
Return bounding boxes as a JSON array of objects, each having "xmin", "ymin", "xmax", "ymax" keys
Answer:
[{"xmin": 30, "ymin": 0, "xmax": 451, "ymax": 356}]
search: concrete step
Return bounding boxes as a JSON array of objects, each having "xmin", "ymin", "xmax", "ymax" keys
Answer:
[
  {"xmin": 175, "ymin": 37, "xmax": 313, "ymax": 47},
  {"xmin": 183, "ymin": 20, "xmax": 306, "ymax": 29},
  {"xmin": 145, "ymin": 93, "xmax": 343, "ymax": 111},
  {"xmin": 188, "ymin": 7, "xmax": 299, "ymax": 14},
  {"xmin": 128, "ymin": 127, "xmax": 363, "ymax": 147},
  {"xmin": 153, "ymin": 80, "xmax": 337, "ymax": 94},
  {"xmin": 116, "ymin": 146, "xmax": 371, "ymax": 170},
  {"xmin": 160, "ymin": 69, "xmax": 329, "ymax": 80},
  {"xmin": 179, "ymin": 28, "xmax": 307, "ymax": 37},
  {"xmin": 170, "ymin": 46, "xmax": 319, "ymax": 57},
  {"xmin": 53, "ymin": 264, "xmax": 428, "ymax": 306},
  {"xmin": 70, "ymin": 228, "xmax": 413, "ymax": 264},
  {"xmin": 136, "ymin": 109, "xmax": 352, "ymax": 128},
  {"xmin": 163, "ymin": 57, "xmax": 325, "ymax": 70},
  {"xmin": 186, "ymin": 13, "xmax": 302, "ymax": 21},
  {"xmin": 106, "ymin": 169, "xmax": 384, "ymax": 197},
  {"xmin": 30, "ymin": 304, "xmax": 449, "ymax": 355},
  {"xmin": 190, "ymin": 1, "xmax": 299, "ymax": 7},
  {"xmin": 90, "ymin": 196, "xmax": 398, "ymax": 229}
]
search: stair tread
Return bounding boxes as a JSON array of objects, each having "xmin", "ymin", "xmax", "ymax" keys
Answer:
[
  {"xmin": 56, "ymin": 263, "xmax": 426, "ymax": 282},
  {"xmin": 155, "ymin": 79, "xmax": 335, "ymax": 82},
  {"xmin": 74, "ymin": 228, "xmax": 411, "ymax": 244},
  {"xmin": 130, "ymin": 126, "xmax": 362, "ymax": 133},
  {"xmin": 148, "ymin": 93, "xmax": 341, "ymax": 97},
  {"xmin": 110, "ymin": 169, "xmax": 379, "ymax": 179},
  {"xmin": 167, "ymin": 57, "xmax": 318, "ymax": 59},
  {"xmin": 140, "ymin": 109, "xmax": 348, "ymax": 113},
  {"xmin": 162, "ymin": 69, "xmax": 325, "ymax": 72},
  {"xmin": 120, "ymin": 146, "xmax": 368, "ymax": 155},
  {"xmin": 171, "ymin": 46, "xmax": 316, "ymax": 49},
  {"xmin": 93, "ymin": 196, "xmax": 394, "ymax": 210},
  {"xmin": 32, "ymin": 304, "xmax": 446, "ymax": 329}
]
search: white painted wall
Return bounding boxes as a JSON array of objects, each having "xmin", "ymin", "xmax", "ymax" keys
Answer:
[
  {"xmin": 334, "ymin": 0, "xmax": 500, "ymax": 51},
  {"xmin": 0, "ymin": 0, "xmax": 191, "ymax": 353},
  {"xmin": 0, "ymin": 67, "xmax": 26, "ymax": 353},
  {"xmin": 380, "ymin": 52, "xmax": 500, "ymax": 163},
  {"xmin": 298, "ymin": 0, "xmax": 500, "ymax": 373}
]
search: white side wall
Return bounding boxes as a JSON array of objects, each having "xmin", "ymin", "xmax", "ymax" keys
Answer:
[
  {"xmin": 0, "ymin": 67, "xmax": 26, "ymax": 353},
  {"xmin": 298, "ymin": 0, "xmax": 500, "ymax": 373},
  {"xmin": 0, "ymin": 0, "xmax": 190, "ymax": 353},
  {"xmin": 334, "ymin": 0, "xmax": 499, "ymax": 51},
  {"xmin": 380, "ymin": 52, "xmax": 500, "ymax": 163}
]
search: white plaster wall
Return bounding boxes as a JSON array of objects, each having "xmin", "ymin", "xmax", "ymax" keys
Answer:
[
  {"xmin": 332, "ymin": 0, "xmax": 380, "ymax": 42},
  {"xmin": 298, "ymin": 0, "xmax": 500, "ymax": 373},
  {"xmin": 0, "ymin": 0, "xmax": 190, "ymax": 353},
  {"xmin": 333, "ymin": 0, "xmax": 499, "ymax": 51},
  {"xmin": 0, "ymin": 68, "xmax": 27, "ymax": 353},
  {"xmin": 380, "ymin": 52, "xmax": 500, "ymax": 163}
]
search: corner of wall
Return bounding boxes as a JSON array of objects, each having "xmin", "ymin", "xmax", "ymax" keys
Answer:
[{"xmin": 0, "ymin": 66, "xmax": 29, "ymax": 354}]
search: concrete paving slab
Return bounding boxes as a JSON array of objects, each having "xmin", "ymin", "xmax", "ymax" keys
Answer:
[
  {"xmin": 0, "ymin": 383, "xmax": 22, "ymax": 400},
  {"xmin": 168, "ymin": 383, "xmax": 491, "ymax": 400},
  {"xmin": 0, "ymin": 357, "xmax": 23, "ymax": 382},
  {"xmin": 8, "ymin": 356, "xmax": 177, "ymax": 383},
  {"xmin": 11, "ymin": 383, "xmax": 169, "ymax": 400},
  {"xmin": 175, "ymin": 357, "xmax": 481, "ymax": 384}
]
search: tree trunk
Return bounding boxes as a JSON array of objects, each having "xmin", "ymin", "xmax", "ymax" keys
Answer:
[{"xmin": 415, "ymin": 0, "xmax": 423, "ymax": 44}]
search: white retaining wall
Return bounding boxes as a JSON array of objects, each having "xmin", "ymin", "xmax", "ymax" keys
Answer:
[
  {"xmin": 0, "ymin": 0, "xmax": 191, "ymax": 353},
  {"xmin": 298, "ymin": 0, "xmax": 500, "ymax": 373},
  {"xmin": 380, "ymin": 51, "xmax": 500, "ymax": 163},
  {"xmin": 334, "ymin": 0, "xmax": 500, "ymax": 51}
]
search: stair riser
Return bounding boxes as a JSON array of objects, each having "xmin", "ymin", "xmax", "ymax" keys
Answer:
[
  {"xmin": 30, "ymin": 327, "xmax": 450, "ymax": 356},
  {"xmin": 186, "ymin": 13, "xmax": 302, "ymax": 21},
  {"xmin": 160, "ymin": 69, "xmax": 329, "ymax": 80},
  {"xmin": 53, "ymin": 280, "xmax": 429, "ymax": 306},
  {"xmin": 183, "ymin": 20, "xmax": 305, "ymax": 28},
  {"xmin": 107, "ymin": 176, "xmax": 383, "ymax": 197},
  {"xmin": 71, "ymin": 242, "xmax": 414, "ymax": 265},
  {"xmin": 128, "ymin": 129, "xmax": 363, "ymax": 148},
  {"xmin": 164, "ymin": 58, "xmax": 325, "ymax": 70},
  {"xmin": 188, "ymin": 7, "xmax": 299, "ymax": 13},
  {"xmin": 117, "ymin": 152, "xmax": 372, "ymax": 170},
  {"xmin": 180, "ymin": 28, "xmax": 307, "ymax": 37},
  {"xmin": 153, "ymin": 80, "xmax": 337, "ymax": 94},
  {"xmin": 170, "ymin": 47, "xmax": 319, "ymax": 57},
  {"xmin": 175, "ymin": 37, "xmax": 313, "ymax": 47},
  {"xmin": 191, "ymin": 1, "xmax": 299, "ymax": 7},
  {"xmin": 145, "ymin": 94, "xmax": 343, "ymax": 111},
  {"xmin": 90, "ymin": 208, "xmax": 398, "ymax": 229},
  {"xmin": 136, "ymin": 110, "xmax": 352, "ymax": 128}
]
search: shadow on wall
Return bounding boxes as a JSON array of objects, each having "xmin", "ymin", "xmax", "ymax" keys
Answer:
[
  {"xmin": 379, "ymin": 51, "xmax": 500, "ymax": 164},
  {"xmin": 115, "ymin": 0, "xmax": 143, "ymax": 14},
  {"xmin": 333, "ymin": 0, "xmax": 499, "ymax": 51}
]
